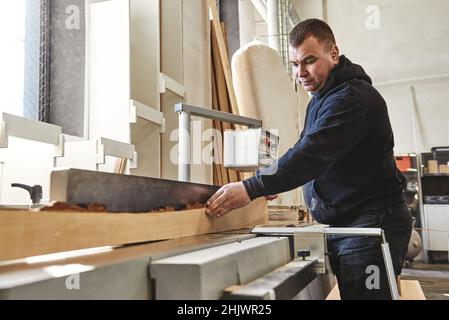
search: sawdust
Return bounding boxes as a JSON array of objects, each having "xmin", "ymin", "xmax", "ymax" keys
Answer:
[
  {"xmin": 149, "ymin": 202, "xmax": 207, "ymax": 213},
  {"xmin": 39, "ymin": 202, "xmax": 206, "ymax": 213},
  {"xmin": 39, "ymin": 202, "xmax": 107, "ymax": 212}
]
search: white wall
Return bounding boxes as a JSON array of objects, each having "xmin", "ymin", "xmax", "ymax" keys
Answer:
[
  {"xmin": 294, "ymin": 0, "xmax": 449, "ymax": 153},
  {"xmin": 0, "ymin": 137, "xmax": 55, "ymax": 205},
  {"xmin": 0, "ymin": 0, "xmax": 215, "ymax": 205}
]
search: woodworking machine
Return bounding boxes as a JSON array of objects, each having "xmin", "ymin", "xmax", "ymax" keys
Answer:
[
  {"xmin": 0, "ymin": 105, "xmax": 398, "ymax": 300},
  {"xmin": 0, "ymin": 167, "xmax": 400, "ymax": 300},
  {"xmin": 0, "ymin": 167, "xmax": 334, "ymax": 300},
  {"xmin": 0, "ymin": 106, "xmax": 340, "ymax": 300}
]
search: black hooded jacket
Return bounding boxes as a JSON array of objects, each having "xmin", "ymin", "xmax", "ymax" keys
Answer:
[{"xmin": 243, "ymin": 55, "xmax": 405, "ymax": 225}]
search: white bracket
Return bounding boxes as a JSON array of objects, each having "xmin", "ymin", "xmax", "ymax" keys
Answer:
[
  {"xmin": 129, "ymin": 151, "xmax": 138, "ymax": 169},
  {"xmin": 159, "ymin": 73, "xmax": 185, "ymax": 98},
  {"xmin": 96, "ymin": 137, "xmax": 137, "ymax": 165},
  {"xmin": 96, "ymin": 142, "xmax": 105, "ymax": 165},
  {"xmin": 129, "ymin": 100, "xmax": 166, "ymax": 133},
  {"xmin": 0, "ymin": 121, "xmax": 8, "ymax": 148},
  {"xmin": 0, "ymin": 113, "xmax": 62, "ymax": 146}
]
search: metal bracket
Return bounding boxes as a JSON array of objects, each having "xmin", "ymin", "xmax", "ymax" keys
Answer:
[
  {"xmin": 175, "ymin": 103, "xmax": 263, "ymax": 182},
  {"xmin": 252, "ymin": 226, "xmax": 400, "ymax": 300},
  {"xmin": 294, "ymin": 231, "xmax": 327, "ymax": 274}
]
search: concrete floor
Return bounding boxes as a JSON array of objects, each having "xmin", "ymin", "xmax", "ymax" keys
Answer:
[{"xmin": 401, "ymin": 262, "xmax": 449, "ymax": 300}]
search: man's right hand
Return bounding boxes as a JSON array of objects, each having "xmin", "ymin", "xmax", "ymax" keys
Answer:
[{"xmin": 265, "ymin": 195, "xmax": 278, "ymax": 201}]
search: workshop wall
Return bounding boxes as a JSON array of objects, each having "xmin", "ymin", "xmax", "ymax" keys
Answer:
[
  {"xmin": 240, "ymin": 0, "xmax": 449, "ymax": 154},
  {"xmin": 294, "ymin": 0, "xmax": 449, "ymax": 153}
]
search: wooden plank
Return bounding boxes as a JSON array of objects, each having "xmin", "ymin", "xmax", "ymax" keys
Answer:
[
  {"xmin": 400, "ymin": 280, "xmax": 426, "ymax": 300},
  {"xmin": 211, "ymin": 56, "xmax": 226, "ymax": 186},
  {"xmin": 210, "ymin": 21, "xmax": 240, "ymax": 183},
  {"xmin": 0, "ymin": 198, "xmax": 268, "ymax": 261},
  {"xmin": 208, "ymin": 0, "xmax": 239, "ymax": 116},
  {"xmin": 326, "ymin": 280, "xmax": 426, "ymax": 300},
  {"xmin": 113, "ymin": 158, "xmax": 127, "ymax": 174}
]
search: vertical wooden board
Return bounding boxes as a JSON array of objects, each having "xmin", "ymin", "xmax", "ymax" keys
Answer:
[
  {"xmin": 130, "ymin": 0, "xmax": 160, "ymax": 110},
  {"xmin": 161, "ymin": 91, "xmax": 182, "ymax": 181},
  {"xmin": 183, "ymin": 0, "xmax": 213, "ymax": 185},
  {"xmin": 161, "ymin": 0, "xmax": 183, "ymax": 82},
  {"xmin": 129, "ymin": 0, "xmax": 161, "ymax": 178},
  {"xmin": 211, "ymin": 22, "xmax": 240, "ymax": 183},
  {"xmin": 160, "ymin": 0, "xmax": 183, "ymax": 181},
  {"xmin": 89, "ymin": 0, "xmax": 131, "ymax": 144},
  {"xmin": 130, "ymin": 118, "xmax": 161, "ymax": 178},
  {"xmin": 208, "ymin": 0, "xmax": 239, "ymax": 116},
  {"xmin": 211, "ymin": 64, "xmax": 227, "ymax": 186}
]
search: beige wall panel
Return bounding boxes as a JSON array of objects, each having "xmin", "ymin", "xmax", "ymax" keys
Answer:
[
  {"xmin": 130, "ymin": 0, "xmax": 161, "ymax": 177},
  {"xmin": 161, "ymin": 91, "xmax": 182, "ymax": 181},
  {"xmin": 182, "ymin": 0, "xmax": 213, "ymax": 185},
  {"xmin": 161, "ymin": 0, "xmax": 183, "ymax": 82},
  {"xmin": 131, "ymin": 118, "xmax": 162, "ymax": 178},
  {"xmin": 160, "ymin": 0, "xmax": 183, "ymax": 180},
  {"xmin": 294, "ymin": 0, "xmax": 449, "ymax": 152}
]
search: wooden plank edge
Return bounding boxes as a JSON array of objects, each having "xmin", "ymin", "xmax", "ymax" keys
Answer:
[{"xmin": 0, "ymin": 198, "xmax": 268, "ymax": 261}]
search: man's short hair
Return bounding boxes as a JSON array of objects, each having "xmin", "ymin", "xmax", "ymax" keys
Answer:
[{"xmin": 289, "ymin": 18, "xmax": 336, "ymax": 50}]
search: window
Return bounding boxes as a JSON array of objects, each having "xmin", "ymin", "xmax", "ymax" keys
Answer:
[{"xmin": 0, "ymin": 0, "xmax": 50, "ymax": 121}]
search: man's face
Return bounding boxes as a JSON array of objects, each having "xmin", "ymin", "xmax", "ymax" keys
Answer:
[{"xmin": 289, "ymin": 36, "xmax": 339, "ymax": 93}]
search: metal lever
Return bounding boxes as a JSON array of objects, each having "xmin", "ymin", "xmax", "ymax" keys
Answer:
[
  {"xmin": 11, "ymin": 183, "xmax": 43, "ymax": 204},
  {"xmin": 297, "ymin": 249, "xmax": 311, "ymax": 261}
]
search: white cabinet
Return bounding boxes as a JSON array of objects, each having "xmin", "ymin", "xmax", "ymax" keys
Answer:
[{"xmin": 423, "ymin": 204, "xmax": 449, "ymax": 251}]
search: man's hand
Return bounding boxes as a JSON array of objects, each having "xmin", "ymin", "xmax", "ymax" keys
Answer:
[
  {"xmin": 265, "ymin": 195, "xmax": 278, "ymax": 201},
  {"xmin": 206, "ymin": 182, "xmax": 251, "ymax": 218}
]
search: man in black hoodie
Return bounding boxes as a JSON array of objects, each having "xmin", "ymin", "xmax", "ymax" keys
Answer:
[{"xmin": 206, "ymin": 19, "xmax": 412, "ymax": 299}]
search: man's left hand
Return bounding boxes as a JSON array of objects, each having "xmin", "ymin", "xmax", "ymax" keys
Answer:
[{"xmin": 206, "ymin": 182, "xmax": 251, "ymax": 218}]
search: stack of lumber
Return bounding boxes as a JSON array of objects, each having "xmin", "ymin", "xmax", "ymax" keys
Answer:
[{"xmin": 209, "ymin": 0, "xmax": 241, "ymax": 185}]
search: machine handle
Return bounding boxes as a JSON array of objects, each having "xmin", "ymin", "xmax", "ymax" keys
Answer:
[
  {"xmin": 11, "ymin": 183, "xmax": 43, "ymax": 204},
  {"xmin": 297, "ymin": 249, "xmax": 311, "ymax": 260}
]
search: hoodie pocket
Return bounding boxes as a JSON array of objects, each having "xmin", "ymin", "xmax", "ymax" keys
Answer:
[{"xmin": 304, "ymin": 181, "xmax": 339, "ymax": 225}]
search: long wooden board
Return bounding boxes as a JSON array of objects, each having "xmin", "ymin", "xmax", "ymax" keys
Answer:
[
  {"xmin": 0, "ymin": 199, "xmax": 268, "ymax": 261},
  {"xmin": 208, "ymin": 0, "xmax": 239, "ymax": 116}
]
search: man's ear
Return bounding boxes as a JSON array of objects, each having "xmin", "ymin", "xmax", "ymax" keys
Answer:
[{"xmin": 330, "ymin": 45, "xmax": 339, "ymax": 64}]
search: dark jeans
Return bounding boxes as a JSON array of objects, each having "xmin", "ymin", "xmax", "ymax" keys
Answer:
[{"xmin": 327, "ymin": 201, "xmax": 413, "ymax": 300}]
